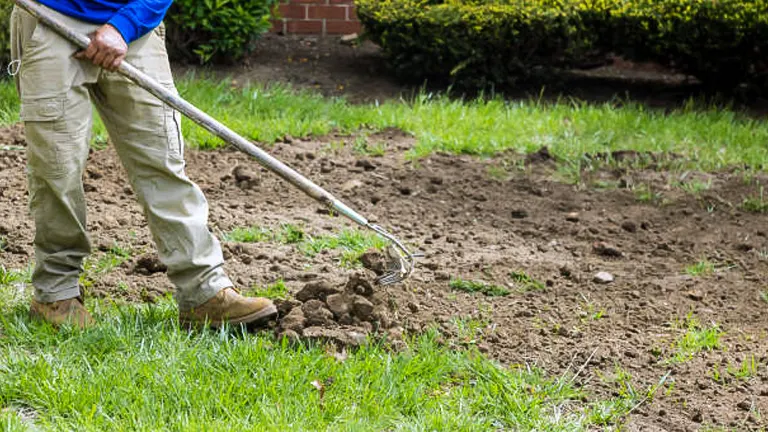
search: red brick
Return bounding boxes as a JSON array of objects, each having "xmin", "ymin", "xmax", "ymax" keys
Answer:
[
  {"xmin": 270, "ymin": 19, "xmax": 285, "ymax": 33},
  {"xmin": 285, "ymin": 20, "xmax": 324, "ymax": 34},
  {"xmin": 325, "ymin": 20, "xmax": 362, "ymax": 35},
  {"xmin": 348, "ymin": 6, "xmax": 358, "ymax": 20},
  {"xmin": 307, "ymin": 5, "xmax": 347, "ymax": 20},
  {"xmin": 277, "ymin": 4, "xmax": 307, "ymax": 19},
  {"xmin": 294, "ymin": 0, "xmax": 328, "ymax": 4},
  {"xmin": 329, "ymin": 0, "xmax": 353, "ymax": 4}
]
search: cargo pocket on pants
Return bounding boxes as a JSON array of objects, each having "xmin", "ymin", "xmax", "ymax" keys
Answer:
[{"xmin": 20, "ymin": 97, "xmax": 71, "ymax": 177}]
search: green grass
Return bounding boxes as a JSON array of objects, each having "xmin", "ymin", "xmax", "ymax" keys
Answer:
[
  {"xmin": 675, "ymin": 179, "xmax": 712, "ymax": 195},
  {"xmin": 223, "ymin": 224, "xmax": 382, "ymax": 267},
  {"xmin": 301, "ymin": 229, "xmax": 388, "ymax": 267},
  {"xmin": 449, "ymin": 277, "xmax": 511, "ymax": 297},
  {"xmin": 0, "ymin": 265, "xmax": 31, "ymax": 289},
  {"xmin": 685, "ymin": 259, "xmax": 715, "ymax": 276},
  {"xmin": 632, "ymin": 184, "xmax": 662, "ymax": 203},
  {"xmin": 223, "ymin": 223, "xmax": 305, "ymax": 244},
  {"xmin": 3, "ymin": 77, "xmax": 768, "ymax": 169},
  {"xmin": 78, "ymin": 242, "xmax": 134, "ymax": 291},
  {"xmin": 247, "ymin": 279, "xmax": 289, "ymax": 300},
  {"xmin": 0, "ymin": 292, "xmax": 637, "ymax": 431},
  {"xmin": 741, "ymin": 186, "xmax": 768, "ymax": 213},
  {"xmin": 668, "ymin": 314, "xmax": 723, "ymax": 363},
  {"xmin": 509, "ymin": 270, "xmax": 546, "ymax": 291}
]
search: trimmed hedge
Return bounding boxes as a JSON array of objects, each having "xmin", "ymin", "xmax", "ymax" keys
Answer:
[
  {"xmin": 357, "ymin": 0, "xmax": 768, "ymax": 92},
  {"xmin": 358, "ymin": 0, "xmax": 597, "ymax": 88},
  {"xmin": 605, "ymin": 0, "xmax": 768, "ymax": 91}
]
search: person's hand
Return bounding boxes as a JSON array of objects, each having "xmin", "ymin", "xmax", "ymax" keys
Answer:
[{"xmin": 75, "ymin": 24, "xmax": 128, "ymax": 72}]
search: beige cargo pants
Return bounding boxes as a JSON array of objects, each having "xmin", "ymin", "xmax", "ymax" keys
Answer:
[{"xmin": 10, "ymin": 6, "xmax": 232, "ymax": 311}]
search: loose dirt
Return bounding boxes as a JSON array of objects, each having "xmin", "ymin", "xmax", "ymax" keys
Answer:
[{"xmin": 2, "ymin": 124, "xmax": 767, "ymax": 430}]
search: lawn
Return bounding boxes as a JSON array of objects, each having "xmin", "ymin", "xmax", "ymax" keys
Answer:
[
  {"xmin": 1, "ymin": 77, "xmax": 766, "ymax": 169},
  {"xmin": 1, "ymin": 75, "xmax": 765, "ymax": 430},
  {"xmin": 0, "ymin": 285, "xmax": 635, "ymax": 431}
]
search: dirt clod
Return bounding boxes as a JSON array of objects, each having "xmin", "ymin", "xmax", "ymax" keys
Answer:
[
  {"xmin": 345, "ymin": 273, "xmax": 375, "ymax": 297},
  {"xmin": 359, "ymin": 251, "xmax": 387, "ymax": 276},
  {"xmin": 325, "ymin": 293, "xmax": 350, "ymax": 318},
  {"xmin": 301, "ymin": 299, "xmax": 336, "ymax": 327},
  {"xmin": 592, "ymin": 242, "xmax": 623, "ymax": 258},
  {"xmin": 133, "ymin": 254, "xmax": 167, "ymax": 275},
  {"xmin": 351, "ymin": 295, "xmax": 374, "ymax": 320},
  {"xmin": 280, "ymin": 307, "xmax": 307, "ymax": 332},
  {"xmin": 232, "ymin": 165, "xmax": 260, "ymax": 189},
  {"xmin": 296, "ymin": 280, "xmax": 340, "ymax": 302}
]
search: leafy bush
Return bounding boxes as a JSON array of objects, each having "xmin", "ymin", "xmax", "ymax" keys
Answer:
[
  {"xmin": 165, "ymin": 0, "xmax": 279, "ymax": 64},
  {"xmin": 358, "ymin": 0, "xmax": 768, "ymax": 92},
  {"xmin": 604, "ymin": 0, "xmax": 768, "ymax": 91},
  {"xmin": 0, "ymin": 2, "xmax": 12, "ymax": 74},
  {"xmin": 357, "ymin": 0, "xmax": 597, "ymax": 88}
]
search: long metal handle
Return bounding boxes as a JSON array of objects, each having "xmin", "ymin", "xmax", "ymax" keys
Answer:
[{"xmin": 14, "ymin": 0, "xmax": 369, "ymax": 227}]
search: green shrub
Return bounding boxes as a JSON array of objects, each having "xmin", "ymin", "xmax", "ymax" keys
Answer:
[
  {"xmin": 359, "ymin": 0, "xmax": 768, "ymax": 92},
  {"xmin": 165, "ymin": 0, "xmax": 279, "ymax": 64},
  {"xmin": 0, "ymin": 2, "xmax": 12, "ymax": 74},
  {"xmin": 604, "ymin": 0, "xmax": 768, "ymax": 92},
  {"xmin": 357, "ymin": 0, "xmax": 597, "ymax": 88}
]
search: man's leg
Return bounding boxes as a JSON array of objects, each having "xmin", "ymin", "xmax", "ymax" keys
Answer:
[
  {"xmin": 11, "ymin": 6, "xmax": 99, "ymax": 327},
  {"xmin": 89, "ymin": 25, "xmax": 275, "ymax": 324}
]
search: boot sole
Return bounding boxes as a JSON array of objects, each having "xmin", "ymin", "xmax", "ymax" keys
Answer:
[{"xmin": 181, "ymin": 304, "xmax": 278, "ymax": 329}]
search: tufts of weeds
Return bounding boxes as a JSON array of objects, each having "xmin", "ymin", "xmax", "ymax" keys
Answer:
[
  {"xmin": 509, "ymin": 270, "xmax": 545, "ymax": 291},
  {"xmin": 223, "ymin": 226, "xmax": 273, "ymax": 243},
  {"xmin": 301, "ymin": 229, "xmax": 387, "ymax": 267},
  {"xmin": 667, "ymin": 313, "xmax": 723, "ymax": 363},
  {"xmin": 741, "ymin": 186, "xmax": 768, "ymax": 213},
  {"xmin": 486, "ymin": 165, "xmax": 508, "ymax": 180},
  {"xmin": 727, "ymin": 355, "xmax": 758, "ymax": 381},
  {"xmin": 685, "ymin": 258, "xmax": 715, "ymax": 277},
  {"xmin": 248, "ymin": 279, "xmax": 289, "ymax": 300},
  {"xmin": 632, "ymin": 184, "xmax": 662, "ymax": 204},
  {"xmin": 449, "ymin": 277, "xmax": 510, "ymax": 297},
  {"xmin": 279, "ymin": 224, "xmax": 306, "ymax": 244},
  {"xmin": 0, "ymin": 265, "xmax": 32, "ymax": 288},
  {"xmin": 353, "ymin": 134, "xmax": 386, "ymax": 156},
  {"xmin": 675, "ymin": 179, "xmax": 712, "ymax": 196},
  {"xmin": 759, "ymin": 290, "xmax": 768, "ymax": 304},
  {"xmin": 224, "ymin": 223, "xmax": 306, "ymax": 244},
  {"xmin": 223, "ymin": 224, "xmax": 384, "ymax": 267}
]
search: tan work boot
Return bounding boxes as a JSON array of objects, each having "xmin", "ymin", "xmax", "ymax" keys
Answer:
[
  {"xmin": 29, "ymin": 297, "xmax": 95, "ymax": 329},
  {"xmin": 179, "ymin": 288, "xmax": 278, "ymax": 329}
]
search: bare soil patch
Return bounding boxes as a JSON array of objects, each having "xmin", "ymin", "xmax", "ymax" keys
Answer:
[
  {"xmin": 2, "ymin": 123, "xmax": 768, "ymax": 430},
  {"xmin": 176, "ymin": 34, "xmax": 768, "ymax": 114}
]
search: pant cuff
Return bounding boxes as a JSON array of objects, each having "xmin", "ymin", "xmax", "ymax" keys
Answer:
[
  {"xmin": 176, "ymin": 272, "xmax": 233, "ymax": 312},
  {"xmin": 34, "ymin": 285, "xmax": 81, "ymax": 303}
]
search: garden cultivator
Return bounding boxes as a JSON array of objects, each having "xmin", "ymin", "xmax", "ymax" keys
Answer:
[{"xmin": 16, "ymin": 0, "xmax": 420, "ymax": 286}]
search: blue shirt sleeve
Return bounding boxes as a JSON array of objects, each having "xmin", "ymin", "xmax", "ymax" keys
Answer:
[{"xmin": 106, "ymin": 0, "xmax": 174, "ymax": 44}]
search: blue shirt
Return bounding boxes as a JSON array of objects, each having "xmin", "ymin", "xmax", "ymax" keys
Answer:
[{"xmin": 38, "ymin": 0, "xmax": 173, "ymax": 44}]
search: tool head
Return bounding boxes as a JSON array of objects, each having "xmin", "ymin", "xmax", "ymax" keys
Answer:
[{"xmin": 367, "ymin": 224, "xmax": 422, "ymax": 286}]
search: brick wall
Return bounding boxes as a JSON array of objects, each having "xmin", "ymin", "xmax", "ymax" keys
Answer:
[{"xmin": 272, "ymin": 0, "xmax": 362, "ymax": 36}]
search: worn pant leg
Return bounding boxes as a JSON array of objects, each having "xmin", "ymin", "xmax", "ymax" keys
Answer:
[
  {"xmin": 11, "ymin": 6, "xmax": 99, "ymax": 303},
  {"xmin": 89, "ymin": 25, "xmax": 232, "ymax": 311}
]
